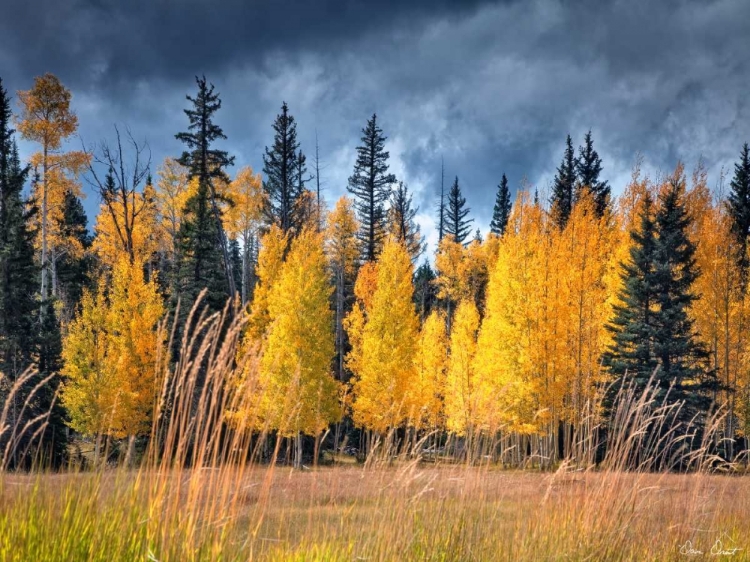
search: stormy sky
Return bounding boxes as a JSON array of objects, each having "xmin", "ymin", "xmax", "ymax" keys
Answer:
[{"xmin": 2, "ymin": 0, "xmax": 749, "ymax": 254}]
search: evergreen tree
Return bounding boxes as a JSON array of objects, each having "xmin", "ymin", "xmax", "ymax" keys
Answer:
[
  {"xmin": 175, "ymin": 76, "xmax": 235, "ymax": 310},
  {"xmin": 604, "ymin": 192, "xmax": 659, "ymax": 389},
  {"xmin": 551, "ymin": 135, "xmax": 576, "ymax": 229},
  {"xmin": 229, "ymin": 237, "xmax": 243, "ymax": 299},
  {"xmin": 490, "ymin": 173, "xmax": 512, "ymax": 236},
  {"xmin": 413, "ymin": 261, "xmax": 437, "ymax": 322},
  {"xmin": 445, "ymin": 176, "xmax": 473, "ymax": 245},
  {"xmin": 651, "ymin": 171, "xmax": 715, "ymax": 423},
  {"xmin": 175, "ymin": 76, "xmax": 236, "ymax": 301},
  {"xmin": 387, "ymin": 181, "xmax": 424, "ymax": 262},
  {"xmin": 727, "ymin": 143, "xmax": 750, "ymax": 282},
  {"xmin": 35, "ymin": 299, "xmax": 68, "ymax": 468},
  {"xmin": 437, "ymin": 158, "xmax": 446, "ymax": 242},
  {"xmin": 347, "ymin": 114, "xmax": 396, "ymax": 262},
  {"xmin": 575, "ymin": 131, "xmax": 610, "ymax": 217},
  {"xmin": 263, "ymin": 102, "xmax": 304, "ymax": 234},
  {"xmin": 56, "ymin": 188, "xmax": 92, "ymax": 322},
  {"xmin": 605, "ymin": 172, "xmax": 717, "ymax": 434}
]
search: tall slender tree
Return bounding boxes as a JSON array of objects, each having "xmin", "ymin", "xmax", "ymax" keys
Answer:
[
  {"xmin": 489, "ymin": 173, "xmax": 512, "ymax": 236},
  {"xmin": 347, "ymin": 114, "xmax": 396, "ymax": 261},
  {"xmin": 16, "ymin": 73, "xmax": 89, "ymax": 313},
  {"xmin": 445, "ymin": 176, "xmax": 472, "ymax": 245},
  {"xmin": 575, "ymin": 131, "xmax": 610, "ymax": 217},
  {"xmin": 728, "ymin": 143, "xmax": 750, "ymax": 283},
  {"xmin": 388, "ymin": 181, "xmax": 424, "ymax": 262},
  {"xmin": 175, "ymin": 76, "xmax": 235, "ymax": 309},
  {"xmin": 1, "ymin": 80, "xmax": 67, "ymax": 467},
  {"xmin": 551, "ymin": 135, "xmax": 576, "ymax": 229},
  {"xmin": 437, "ymin": 158, "xmax": 446, "ymax": 242},
  {"xmin": 175, "ymin": 76, "xmax": 236, "ymax": 304},
  {"xmin": 263, "ymin": 102, "xmax": 304, "ymax": 235}
]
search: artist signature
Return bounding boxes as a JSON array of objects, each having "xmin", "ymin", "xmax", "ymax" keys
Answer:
[{"xmin": 679, "ymin": 538, "xmax": 743, "ymax": 556}]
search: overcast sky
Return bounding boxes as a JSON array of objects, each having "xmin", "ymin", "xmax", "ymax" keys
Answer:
[{"xmin": 2, "ymin": 0, "xmax": 749, "ymax": 255}]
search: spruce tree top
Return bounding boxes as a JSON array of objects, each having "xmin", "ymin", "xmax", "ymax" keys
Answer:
[
  {"xmin": 446, "ymin": 176, "xmax": 473, "ymax": 245},
  {"xmin": 550, "ymin": 135, "xmax": 576, "ymax": 229},
  {"xmin": 263, "ymin": 101, "xmax": 304, "ymax": 233},
  {"xmin": 490, "ymin": 173, "xmax": 512, "ymax": 236},
  {"xmin": 728, "ymin": 143, "xmax": 750, "ymax": 271},
  {"xmin": 347, "ymin": 113, "xmax": 396, "ymax": 261},
  {"xmin": 175, "ymin": 76, "xmax": 234, "ymax": 185},
  {"xmin": 575, "ymin": 130, "xmax": 610, "ymax": 217}
]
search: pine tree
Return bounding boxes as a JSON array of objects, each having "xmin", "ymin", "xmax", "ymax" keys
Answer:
[
  {"xmin": 387, "ymin": 181, "xmax": 424, "ymax": 261},
  {"xmin": 651, "ymin": 170, "xmax": 716, "ymax": 423},
  {"xmin": 551, "ymin": 135, "xmax": 576, "ymax": 229},
  {"xmin": 56, "ymin": 188, "xmax": 92, "ymax": 323},
  {"xmin": 489, "ymin": 173, "xmax": 512, "ymax": 236},
  {"xmin": 437, "ymin": 158, "xmax": 446, "ymax": 242},
  {"xmin": 575, "ymin": 131, "xmax": 610, "ymax": 217},
  {"xmin": 0, "ymin": 81, "xmax": 69, "ymax": 468},
  {"xmin": 175, "ymin": 76, "xmax": 236, "ymax": 302},
  {"xmin": 445, "ymin": 176, "xmax": 473, "ymax": 245},
  {"xmin": 413, "ymin": 261, "xmax": 437, "ymax": 322},
  {"xmin": 603, "ymin": 192, "xmax": 659, "ymax": 388},
  {"xmin": 605, "ymin": 169, "xmax": 717, "ymax": 429},
  {"xmin": 347, "ymin": 114, "xmax": 396, "ymax": 262},
  {"xmin": 263, "ymin": 102, "xmax": 304, "ymax": 235},
  {"xmin": 728, "ymin": 143, "xmax": 750, "ymax": 282}
]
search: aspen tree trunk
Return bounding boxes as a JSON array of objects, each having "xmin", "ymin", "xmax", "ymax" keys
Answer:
[
  {"xmin": 124, "ymin": 434, "xmax": 136, "ymax": 468},
  {"xmin": 241, "ymin": 231, "xmax": 248, "ymax": 305},
  {"xmin": 93, "ymin": 433, "xmax": 102, "ymax": 469},
  {"xmin": 314, "ymin": 433, "xmax": 320, "ymax": 468},
  {"xmin": 40, "ymin": 145, "xmax": 49, "ymax": 314},
  {"xmin": 294, "ymin": 433, "xmax": 302, "ymax": 469}
]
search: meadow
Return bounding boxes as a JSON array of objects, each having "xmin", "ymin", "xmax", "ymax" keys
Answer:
[{"xmin": 1, "ymin": 462, "xmax": 749, "ymax": 561}]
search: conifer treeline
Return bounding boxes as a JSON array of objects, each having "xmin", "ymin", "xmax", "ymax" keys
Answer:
[{"xmin": 1, "ymin": 72, "xmax": 749, "ymax": 468}]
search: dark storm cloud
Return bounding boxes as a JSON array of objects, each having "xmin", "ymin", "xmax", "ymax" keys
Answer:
[{"xmin": 2, "ymin": 0, "xmax": 749, "ymax": 253}]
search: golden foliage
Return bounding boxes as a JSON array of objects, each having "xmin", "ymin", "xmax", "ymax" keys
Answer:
[
  {"xmin": 347, "ymin": 239, "xmax": 419, "ymax": 433},
  {"xmin": 62, "ymin": 257, "xmax": 165, "ymax": 438}
]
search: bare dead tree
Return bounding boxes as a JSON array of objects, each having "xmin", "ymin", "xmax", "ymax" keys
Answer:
[{"xmin": 85, "ymin": 125, "xmax": 152, "ymax": 264}]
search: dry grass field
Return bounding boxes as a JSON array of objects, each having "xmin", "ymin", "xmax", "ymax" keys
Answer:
[{"xmin": 1, "ymin": 462, "xmax": 749, "ymax": 561}]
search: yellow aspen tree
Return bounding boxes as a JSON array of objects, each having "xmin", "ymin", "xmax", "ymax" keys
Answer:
[
  {"xmin": 153, "ymin": 158, "xmax": 193, "ymax": 261},
  {"xmin": 434, "ymin": 237, "xmax": 467, "ymax": 322},
  {"xmin": 61, "ymin": 286, "xmax": 114, "ymax": 462},
  {"xmin": 409, "ymin": 310, "xmax": 448, "ymax": 430},
  {"xmin": 347, "ymin": 239, "xmax": 419, "ymax": 435},
  {"xmin": 245, "ymin": 225, "xmax": 288, "ymax": 341},
  {"xmin": 326, "ymin": 197, "xmax": 360, "ymax": 382},
  {"xmin": 554, "ymin": 188, "xmax": 614, "ymax": 433},
  {"xmin": 16, "ymin": 73, "xmax": 90, "ymax": 305},
  {"xmin": 224, "ymin": 166, "xmax": 265, "ymax": 305},
  {"xmin": 444, "ymin": 299, "xmax": 481, "ymax": 438},
  {"xmin": 62, "ymin": 257, "xmax": 165, "ymax": 464},
  {"xmin": 343, "ymin": 260, "xmax": 379, "ymax": 387},
  {"xmin": 474, "ymin": 192, "xmax": 551, "ymax": 435},
  {"xmin": 93, "ymin": 190, "xmax": 159, "ymax": 268},
  {"xmin": 258, "ymin": 228, "xmax": 341, "ymax": 465},
  {"xmin": 686, "ymin": 164, "xmax": 747, "ymax": 448},
  {"xmin": 105, "ymin": 256, "xmax": 165, "ymax": 462}
]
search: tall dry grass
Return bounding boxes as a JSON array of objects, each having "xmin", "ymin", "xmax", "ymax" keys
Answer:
[{"xmin": 0, "ymin": 295, "xmax": 748, "ymax": 561}]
